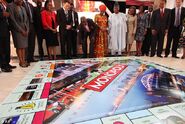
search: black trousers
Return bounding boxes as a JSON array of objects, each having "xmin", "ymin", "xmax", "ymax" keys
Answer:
[
  {"xmin": 0, "ymin": 34, "xmax": 10, "ymax": 68},
  {"xmin": 71, "ymin": 29, "xmax": 77, "ymax": 57},
  {"xmin": 165, "ymin": 26, "xmax": 181, "ymax": 57},
  {"xmin": 36, "ymin": 30, "xmax": 45, "ymax": 58},
  {"xmin": 81, "ymin": 33, "xmax": 95, "ymax": 58},
  {"xmin": 59, "ymin": 30, "xmax": 72, "ymax": 59},
  {"xmin": 27, "ymin": 23, "xmax": 36, "ymax": 62},
  {"xmin": 142, "ymin": 28, "xmax": 152, "ymax": 55},
  {"xmin": 151, "ymin": 29, "xmax": 165, "ymax": 56}
]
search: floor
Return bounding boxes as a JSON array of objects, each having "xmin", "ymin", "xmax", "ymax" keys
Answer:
[{"xmin": 0, "ymin": 55, "xmax": 185, "ymax": 103}]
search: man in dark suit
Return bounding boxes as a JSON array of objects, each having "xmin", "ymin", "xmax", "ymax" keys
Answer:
[
  {"xmin": 150, "ymin": 0, "xmax": 171, "ymax": 57},
  {"xmin": 57, "ymin": 0, "xmax": 72, "ymax": 59},
  {"xmin": 142, "ymin": 5, "xmax": 153, "ymax": 56},
  {"xmin": 0, "ymin": 0, "xmax": 16, "ymax": 72},
  {"xmin": 34, "ymin": 0, "xmax": 45, "ymax": 61},
  {"xmin": 78, "ymin": 16, "xmax": 98, "ymax": 58},
  {"xmin": 70, "ymin": 3, "xmax": 79, "ymax": 57},
  {"xmin": 165, "ymin": 0, "xmax": 185, "ymax": 58},
  {"xmin": 23, "ymin": 0, "xmax": 37, "ymax": 63}
]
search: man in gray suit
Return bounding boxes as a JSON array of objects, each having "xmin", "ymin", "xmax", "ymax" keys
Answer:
[{"xmin": 150, "ymin": 0, "xmax": 171, "ymax": 57}]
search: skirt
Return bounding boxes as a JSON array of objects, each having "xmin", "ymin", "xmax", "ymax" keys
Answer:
[{"xmin": 44, "ymin": 30, "xmax": 59, "ymax": 47}]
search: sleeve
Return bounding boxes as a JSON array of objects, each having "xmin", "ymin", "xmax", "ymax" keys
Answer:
[
  {"xmin": 41, "ymin": 11, "xmax": 50, "ymax": 29},
  {"xmin": 108, "ymin": 15, "xmax": 112, "ymax": 34},
  {"xmin": 123, "ymin": 14, "xmax": 127, "ymax": 32},
  {"xmin": 0, "ymin": 5, "xmax": 4, "ymax": 19},
  {"xmin": 54, "ymin": 12, "xmax": 58, "ymax": 28},
  {"xmin": 150, "ymin": 10, "xmax": 156, "ymax": 30},
  {"xmin": 145, "ymin": 14, "xmax": 148, "ymax": 29},
  {"xmin": 23, "ymin": 7, "xmax": 29, "ymax": 32},
  {"xmin": 133, "ymin": 16, "xmax": 137, "ymax": 34},
  {"xmin": 7, "ymin": 5, "xmax": 24, "ymax": 33}
]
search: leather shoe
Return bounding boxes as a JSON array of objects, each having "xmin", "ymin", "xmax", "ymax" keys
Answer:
[
  {"xmin": 172, "ymin": 56, "xmax": 179, "ymax": 59},
  {"xmin": 1, "ymin": 67, "xmax": 12, "ymax": 72},
  {"xmin": 181, "ymin": 56, "xmax": 185, "ymax": 59},
  {"xmin": 150, "ymin": 54, "xmax": 155, "ymax": 57},
  {"xmin": 8, "ymin": 64, "xmax": 17, "ymax": 69},
  {"xmin": 30, "ymin": 59, "xmax": 38, "ymax": 62},
  {"xmin": 157, "ymin": 55, "xmax": 163, "ymax": 58},
  {"xmin": 164, "ymin": 55, "xmax": 168, "ymax": 57}
]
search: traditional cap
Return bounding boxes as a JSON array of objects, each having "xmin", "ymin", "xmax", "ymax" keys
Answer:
[
  {"xmin": 114, "ymin": 1, "xmax": 119, "ymax": 8},
  {"xmin": 99, "ymin": 4, "xmax": 106, "ymax": 12}
]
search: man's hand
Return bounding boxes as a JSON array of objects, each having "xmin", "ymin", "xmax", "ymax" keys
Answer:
[{"xmin": 66, "ymin": 25, "xmax": 72, "ymax": 30}]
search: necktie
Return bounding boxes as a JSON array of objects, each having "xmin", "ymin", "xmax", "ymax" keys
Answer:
[
  {"xmin": 160, "ymin": 9, "xmax": 164, "ymax": 18},
  {"xmin": 175, "ymin": 8, "xmax": 180, "ymax": 27},
  {"xmin": 72, "ymin": 11, "xmax": 75, "ymax": 26},
  {"xmin": 65, "ymin": 11, "xmax": 68, "ymax": 21},
  {"xmin": 148, "ymin": 13, "xmax": 151, "ymax": 27}
]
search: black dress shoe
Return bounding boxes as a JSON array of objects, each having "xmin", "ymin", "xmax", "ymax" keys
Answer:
[
  {"xmin": 1, "ymin": 67, "xmax": 12, "ymax": 72},
  {"xmin": 157, "ymin": 55, "xmax": 163, "ymax": 58},
  {"xmin": 181, "ymin": 56, "xmax": 185, "ymax": 59},
  {"xmin": 164, "ymin": 55, "xmax": 168, "ymax": 57},
  {"xmin": 150, "ymin": 55, "xmax": 155, "ymax": 57},
  {"xmin": 172, "ymin": 56, "xmax": 179, "ymax": 59},
  {"xmin": 30, "ymin": 59, "xmax": 39, "ymax": 62},
  {"xmin": 8, "ymin": 64, "xmax": 17, "ymax": 69}
]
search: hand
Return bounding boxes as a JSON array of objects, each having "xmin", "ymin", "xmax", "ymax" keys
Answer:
[
  {"xmin": 21, "ymin": 31, "xmax": 28, "ymax": 37},
  {"xmin": 52, "ymin": 29, "xmax": 57, "ymax": 33},
  {"xmin": 165, "ymin": 29, "xmax": 168, "ymax": 34},
  {"xmin": 3, "ymin": 12, "xmax": 10, "ymax": 17},
  {"xmin": 152, "ymin": 29, "xmax": 157, "ymax": 36},
  {"xmin": 66, "ymin": 25, "xmax": 71, "ymax": 30}
]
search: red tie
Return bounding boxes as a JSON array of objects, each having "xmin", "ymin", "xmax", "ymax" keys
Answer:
[{"xmin": 160, "ymin": 9, "xmax": 164, "ymax": 18}]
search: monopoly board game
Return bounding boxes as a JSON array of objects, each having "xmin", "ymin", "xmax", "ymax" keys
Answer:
[{"xmin": 0, "ymin": 57, "xmax": 185, "ymax": 124}]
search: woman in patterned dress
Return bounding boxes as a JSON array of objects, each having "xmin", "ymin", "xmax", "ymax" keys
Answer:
[
  {"xmin": 135, "ymin": 6, "xmax": 148, "ymax": 56},
  {"xmin": 94, "ymin": 4, "xmax": 108, "ymax": 58}
]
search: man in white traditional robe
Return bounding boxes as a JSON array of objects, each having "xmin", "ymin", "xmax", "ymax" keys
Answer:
[{"xmin": 108, "ymin": 2, "xmax": 127, "ymax": 55}]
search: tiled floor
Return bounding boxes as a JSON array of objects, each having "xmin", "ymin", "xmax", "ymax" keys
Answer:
[{"xmin": 0, "ymin": 55, "xmax": 184, "ymax": 103}]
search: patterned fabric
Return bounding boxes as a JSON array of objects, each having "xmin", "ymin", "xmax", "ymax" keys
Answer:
[
  {"xmin": 94, "ymin": 14, "xmax": 108, "ymax": 58},
  {"xmin": 179, "ymin": 18, "xmax": 185, "ymax": 48},
  {"xmin": 135, "ymin": 13, "xmax": 148, "ymax": 42}
]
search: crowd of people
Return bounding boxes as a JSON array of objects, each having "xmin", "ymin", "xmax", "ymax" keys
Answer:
[{"xmin": 0, "ymin": 0, "xmax": 185, "ymax": 72}]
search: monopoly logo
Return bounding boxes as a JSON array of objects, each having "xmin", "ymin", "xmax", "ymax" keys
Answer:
[{"xmin": 84, "ymin": 64, "xmax": 127, "ymax": 92}]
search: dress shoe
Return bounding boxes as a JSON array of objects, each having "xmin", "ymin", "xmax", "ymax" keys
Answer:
[
  {"xmin": 8, "ymin": 64, "xmax": 17, "ymax": 69},
  {"xmin": 30, "ymin": 59, "xmax": 38, "ymax": 62},
  {"xmin": 157, "ymin": 55, "xmax": 163, "ymax": 58},
  {"xmin": 164, "ymin": 55, "xmax": 168, "ymax": 57},
  {"xmin": 181, "ymin": 56, "xmax": 185, "ymax": 59},
  {"xmin": 150, "ymin": 55, "xmax": 155, "ymax": 57},
  {"xmin": 172, "ymin": 56, "xmax": 179, "ymax": 59},
  {"xmin": 1, "ymin": 67, "xmax": 12, "ymax": 72}
]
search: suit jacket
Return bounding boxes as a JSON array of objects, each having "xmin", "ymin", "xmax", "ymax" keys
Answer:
[
  {"xmin": 78, "ymin": 18, "xmax": 98, "ymax": 40},
  {"xmin": 0, "ymin": 2, "xmax": 9, "ymax": 37},
  {"xmin": 22, "ymin": 1, "xmax": 34, "ymax": 24},
  {"xmin": 151, "ymin": 8, "xmax": 171, "ymax": 32},
  {"xmin": 71, "ymin": 10, "xmax": 79, "ymax": 30},
  {"xmin": 57, "ymin": 8, "xmax": 72, "ymax": 33},
  {"xmin": 169, "ymin": 7, "xmax": 185, "ymax": 29}
]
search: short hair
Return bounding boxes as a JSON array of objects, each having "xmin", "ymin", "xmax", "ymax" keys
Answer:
[
  {"xmin": 129, "ymin": 6, "xmax": 136, "ymax": 16},
  {"xmin": 44, "ymin": 0, "xmax": 50, "ymax": 9},
  {"xmin": 80, "ymin": 16, "xmax": 86, "ymax": 22}
]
